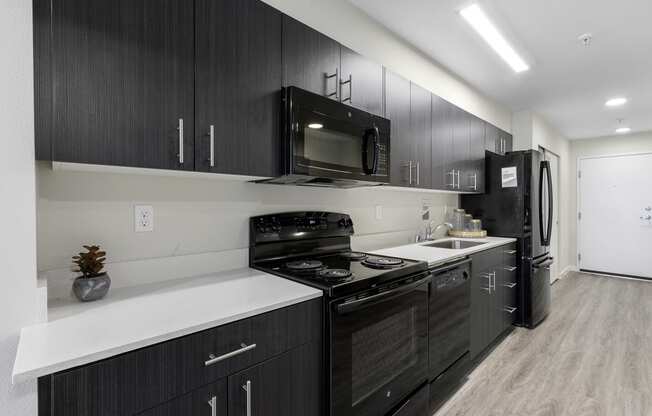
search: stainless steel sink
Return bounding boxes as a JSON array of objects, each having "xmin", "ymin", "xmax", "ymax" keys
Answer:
[{"xmin": 423, "ymin": 240, "xmax": 486, "ymax": 250}]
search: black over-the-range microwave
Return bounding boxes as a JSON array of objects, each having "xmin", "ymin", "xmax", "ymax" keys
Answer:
[{"xmin": 258, "ymin": 87, "xmax": 391, "ymax": 188}]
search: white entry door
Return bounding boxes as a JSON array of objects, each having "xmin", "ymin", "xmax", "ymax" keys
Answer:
[
  {"xmin": 579, "ymin": 153, "xmax": 652, "ymax": 278},
  {"xmin": 542, "ymin": 149, "xmax": 560, "ymax": 283}
]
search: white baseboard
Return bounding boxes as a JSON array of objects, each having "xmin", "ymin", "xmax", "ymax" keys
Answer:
[{"xmin": 560, "ymin": 265, "xmax": 579, "ymax": 278}]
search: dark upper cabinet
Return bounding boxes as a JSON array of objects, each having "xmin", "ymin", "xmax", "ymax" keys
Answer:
[
  {"xmin": 467, "ymin": 115, "xmax": 486, "ymax": 193},
  {"xmin": 431, "ymin": 95, "xmax": 454, "ymax": 190},
  {"xmin": 450, "ymin": 106, "xmax": 471, "ymax": 191},
  {"xmin": 410, "ymin": 83, "xmax": 432, "ymax": 189},
  {"xmin": 42, "ymin": 0, "xmax": 195, "ymax": 170},
  {"xmin": 195, "ymin": 0, "xmax": 282, "ymax": 177},
  {"xmin": 282, "ymin": 16, "xmax": 341, "ymax": 100},
  {"xmin": 339, "ymin": 47, "xmax": 384, "ymax": 115},
  {"xmin": 385, "ymin": 71, "xmax": 412, "ymax": 187},
  {"xmin": 485, "ymin": 124, "xmax": 513, "ymax": 155},
  {"xmin": 500, "ymin": 129, "xmax": 514, "ymax": 154}
]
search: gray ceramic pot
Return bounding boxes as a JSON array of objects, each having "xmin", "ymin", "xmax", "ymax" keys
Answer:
[{"xmin": 72, "ymin": 273, "xmax": 111, "ymax": 302}]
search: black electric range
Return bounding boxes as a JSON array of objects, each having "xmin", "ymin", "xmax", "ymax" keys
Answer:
[{"xmin": 250, "ymin": 212, "xmax": 430, "ymax": 416}]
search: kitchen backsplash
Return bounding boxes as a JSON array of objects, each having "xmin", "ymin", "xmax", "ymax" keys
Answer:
[{"xmin": 37, "ymin": 162, "xmax": 457, "ymax": 298}]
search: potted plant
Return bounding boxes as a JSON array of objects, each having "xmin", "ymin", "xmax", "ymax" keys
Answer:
[{"xmin": 72, "ymin": 245, "xmax": 111, "ymax": 302}]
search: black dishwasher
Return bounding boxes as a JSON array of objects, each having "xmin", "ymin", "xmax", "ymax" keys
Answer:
[{"xmin": 428, "ymin": 258, "xmax": 472, "ymax": 411}]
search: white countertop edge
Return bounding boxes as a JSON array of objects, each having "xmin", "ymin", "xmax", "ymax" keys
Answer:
[{"xmin": 12, "ymin": 271, "xmax": 322, "ymax": 384}]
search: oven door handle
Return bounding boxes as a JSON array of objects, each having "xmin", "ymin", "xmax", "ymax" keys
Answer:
[{"xmin": 336, "ymin": 274, "xmax": 430, "ymax": 315}]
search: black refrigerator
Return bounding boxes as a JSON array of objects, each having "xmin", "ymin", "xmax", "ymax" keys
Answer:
[{"xmin": 462, "ymin": 150, "xmax": 553, "ymax": 328}]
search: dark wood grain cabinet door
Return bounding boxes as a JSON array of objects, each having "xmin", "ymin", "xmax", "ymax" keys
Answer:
[
  {"xmin": 195, "ymin": 0, "xmax": 282, "ymax": 177},
  {"xmin": 228, "ymin": 342, "xmax": 322, "ymax": 416},
  {"xmin": 410, "ymin": 83, "xmax": 432, "ymax": 189},
  {"xmin": 431, "ymin": 95, "xmax": 455, "ymax": 190},
  {"xmin": 136, "ymin": 379, "xmax": 227, "ymax": 416},
  {"xmin": 466, "ymin": 115, "xmax": 486, "ymax": 193},
  {"xmin": 451, "ymin": 106, "xmax": 471, "ymax": 190},
  {"xmin": 385, "ymin": 71, "xmax": 412, "ymax": 187},
  {"xmin": 470, "ymin": 251, "xmax": 491, "ymax": 359},
  {"xmin": 484, "ymin": 124, "xmax": 499, "ymax": 154},
  {"xmin": 501, "ymin": 130, "xmax": 514, "ymax": 153},
  {"xmin": 49, "ymin": 0, "xmax": 195, "ymax": 170},
  {"xmin": 339, "ymin": 47, "xmax": 383, "ymax": 116},
  {"xmin": 282, "ymin": 16, "xmax": 341, "ymax": 100}
]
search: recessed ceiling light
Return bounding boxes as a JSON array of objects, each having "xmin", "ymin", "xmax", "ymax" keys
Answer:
[
  {"xmin": 605, "ymin": 97, "xmax": 627, "ymax": 107},
  {"xmin": 460, "ymin": 4, "xmax": 529, "ymax": 73},
  {"xmin": 307, "ymin": 123, "xmax": 323, "ymax": 129},
  {"xmin": 615, "ymin": 127, "xmax": 631, "ymax": 134}
]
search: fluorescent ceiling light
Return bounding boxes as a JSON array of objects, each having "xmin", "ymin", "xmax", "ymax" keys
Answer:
[
  {"xmin": 615, "ymin": 127, "xmax": 631, "ymax": 134},
  {"xmin": 307, "ymin": 123, "xmax": 323, "ymax": 129},
  {"xmin": 605, "ymin": 97, "xmax": 627, "ymax": 107},
  {"xmin": 460, "ymin": 4, "xmax": 529, "ymax": 73}
]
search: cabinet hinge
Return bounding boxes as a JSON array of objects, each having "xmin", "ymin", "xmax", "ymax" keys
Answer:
[
  {"xmin": 578, "ymin": 170, "xmax": 581, "ymax": 179},
  {"xmin": 578, "ymin": 253, "xmax": 582, "ymax": 263},
  {"xmin": 578, "ymin": 212, "xmax": 582, "ymax": 221}
]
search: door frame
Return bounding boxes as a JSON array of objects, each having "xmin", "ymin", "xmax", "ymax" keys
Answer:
[{"xmin": 576, "ymin": 151, "xmax": 652, "ymax": 278}]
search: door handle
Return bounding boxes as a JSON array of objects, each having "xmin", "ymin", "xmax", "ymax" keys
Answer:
[
  {"xmin": 208, "ymin": 125, "xmax": 215, "ymax": 168},
  {"xmin": 340, "ymin": 74, "xmax": 352, "ymax": 103},
  {"xmin": 204, "ymin": 343, "xmax": 257, "ymax": 367},
  {"xmin": 177, "ymin": 118, "xmax": 184, "ymax": 164},
  {"xmin": 207, "ymin": 396, "xmax": 217, "ymax": 416},
  {"xmin": 242, "ymin": 380, "xmax": 252, "ymax": 416},
  {"xmin": 325, "ymin": 68, "xmax": 339, "ymax": 100}
]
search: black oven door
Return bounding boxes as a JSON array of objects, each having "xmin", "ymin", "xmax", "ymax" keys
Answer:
[
  {"xmin": 330, "ymin": 274, "xmax": 429, "ymax": 416},
  {"xmin": 286, "ymin": 87, "xmax": 390, "ymax": 183}
]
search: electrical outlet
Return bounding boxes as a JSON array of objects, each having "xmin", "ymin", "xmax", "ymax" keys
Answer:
[
  {"xmin": 134, "ymin": 205, "xmax": 154, "ymax": 232},
  {"xmin": 375, "ymin": 205, "xmax": 383, "ymax": 220}
]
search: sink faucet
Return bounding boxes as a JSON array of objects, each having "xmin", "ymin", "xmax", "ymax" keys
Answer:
[{"xmin": 425, "ymin": 221, "xmax": 453, "ymax": 241}]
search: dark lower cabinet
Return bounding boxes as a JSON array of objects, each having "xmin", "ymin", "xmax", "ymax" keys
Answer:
[
  {"xmin": 136, "ymin": 380, "xmax": 227, "ymax": 416},
  {"xmin": 391, "ymin": 383, "xmax": 429, "ymax": 416},
  {"xmin": 195, "ymin": 0, "xmax": 282, "ymax": 177},
  {"xmin": 228, "ymin": 342, "xmax": 321, "ymax": 416},
  {"xmin": 38, "ymin": 299, "xmax": 323, "ymax": 416},
  {"xmin": 485, "ymin": 124, "xmax": 513, "ymax": 155},
  {"xmin": 470, "ymin": 244, "xmax": 517, "ymax": 359},
  {"xmin": 40, "ymin": 0, "xmax": 195, "ymax": 170}
]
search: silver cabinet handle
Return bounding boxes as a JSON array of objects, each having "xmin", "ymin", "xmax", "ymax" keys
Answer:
[
  {"xmin": 504, "ymin": 306, "xmax": 517, "ymax": 314},
  {"xmin": 242, "ymin": 380, "xmax": 252, "ymax": 416},
  {"xmin": 490, "ymin": 271, "xmax": 496, "ymax": 292},
  {"xmin": 416, "ymin": 161, "xmax": 420, "ymax": 186},
  {"xmin": 340, "ymin": 74, "xmax": 352, "ymax": 103},
  {"xmin": 208, "ymin": 125, "xmax": 215, "ymax": 168},
  {"xmin": 325, "ymin": 68, "xmax": 339, "ymax": 100},
  {"xmin": 208, "ymin": 396, "xmax": 217, "ymax": 416},
  {"xmin": 502, "ymin": 282, "xmax": 517, "ymax": 288},
  {"xmin": 504, "ymin": 250, "xmax": 517, "ymax": 255},
  {"xmin": 446, "ymin": 170, "xmax": 456, "ymax": 188},
  {"xmin": 468, "ymin": 173, "xmax": 477, "ymax": 191},
  {"xmin": 204, "ymin": 343, "xmax": 257, "ymax": 367},
  {"xmin": 504, "ymin": 266, "xmax": 517, "ymax": 272},
  {"xmin": 408, "ymin": 161, "xmax": 413, "ymax": 185},
  {"xmin": 456, "ymin": 170, "xmax": 461, "ymax": 189},
  {"xmin": 177, "ymin": 118, "xmax": 184, "ymax": 164}
]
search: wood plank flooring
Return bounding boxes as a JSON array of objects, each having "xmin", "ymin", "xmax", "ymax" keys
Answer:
[{"xmin": 434, "ymin": 272, "xmax": 652, "ymax": 416}]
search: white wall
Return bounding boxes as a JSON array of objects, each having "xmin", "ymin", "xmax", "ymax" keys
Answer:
[
  {"xmin": 261, "ymin": 0, "xmax": 512, "ymax": 132},
  {"xmin": 0, "ymin": 0, "xmax": 40, "ymax": 414},
  {"xmin": 38, "ymin": 164, "xmax": 458, "ymax": 297},
  {"xmin": 512, "ymin": 111, "xmax": 573, "ymax": 276},
  {"xmin": 569, "ymin": 131, "xmax": 652, "ymax": 270}
]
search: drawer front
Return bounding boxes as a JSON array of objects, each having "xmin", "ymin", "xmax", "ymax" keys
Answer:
[
  {"xmin": 136, "ymin": 379, "xmax": 226, "ymax": 416},
  {"xmin": 49, "ymin": 299, "xmax": 322, "ymax": 416},
  {"xmin": 503, "ymin": 244, "xmax": 518, "ymax": 267}
]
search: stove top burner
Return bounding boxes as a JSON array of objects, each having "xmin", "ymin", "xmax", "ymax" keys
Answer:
[
  {"xmin": 285, "ymin": 260, "xmax": 323, "ymax": 271},
  {"xmin": 362, "ymin": 256, "xmax": 405, "ymax": 269},
  {"xmin": 317, "ymin": 268, "xmax": 353, "ymax": 282},
  {"xmin": 339, "ymin": 251, "xmax": 368, "ymax": 261}
]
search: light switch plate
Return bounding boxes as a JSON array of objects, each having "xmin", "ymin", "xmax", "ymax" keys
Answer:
[{"xmin": 134, "ymin": 205, "xmax": 154, "ymax": 232}]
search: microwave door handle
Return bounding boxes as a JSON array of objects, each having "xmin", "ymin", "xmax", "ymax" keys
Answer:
[
  {"xmin": 362, "ymin": 126, "xmax": 380, "ymax": 175},
  {"xmin": 371, "ymin": 126, "xmax": 380, "ymax": 174},
  {"xmin": 336, "ymin": 275, "xmax": 430, "ymax": 315}
]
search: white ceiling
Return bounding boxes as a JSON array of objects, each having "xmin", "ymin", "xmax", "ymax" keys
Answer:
[{"xmin": 348, "ymin": 0, "xmax": 652, "ymax": 139}]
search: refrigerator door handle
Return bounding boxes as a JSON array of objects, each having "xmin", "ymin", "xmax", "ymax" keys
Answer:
[{"xmin": 539, "ymin": 160, "xmax": 553, "ymax": 246}]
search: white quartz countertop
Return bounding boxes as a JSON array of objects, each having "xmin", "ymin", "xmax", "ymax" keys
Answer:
[
  {"xmin": 372, "ymin": 237, "xmax": 517, "ymax": 268},
  {"xmin": 12, "ymin": 268, "xmax": 322, "ymax": 384}
]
